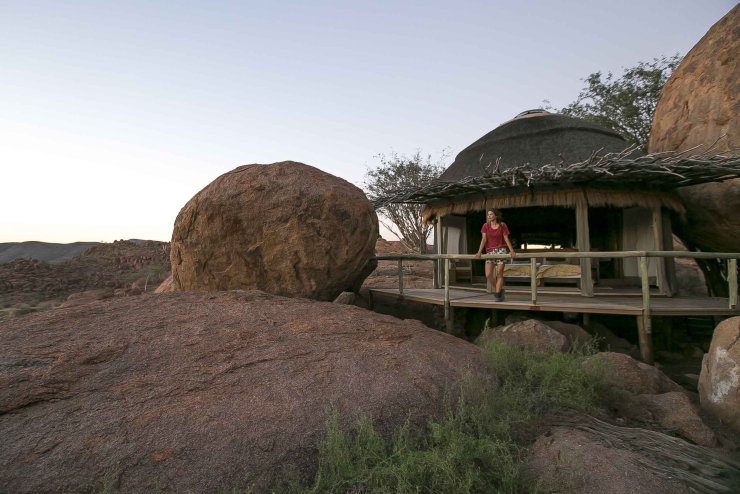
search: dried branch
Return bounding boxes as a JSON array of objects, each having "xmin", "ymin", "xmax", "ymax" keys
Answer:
[{"xmin": 373, "ymin": 150, "xmax": 740, "ymax": 208}]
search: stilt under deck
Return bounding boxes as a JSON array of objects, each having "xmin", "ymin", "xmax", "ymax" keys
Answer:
[{"xmin": 369, "ymin": 287, "xmax": 740, "ymax": 317}]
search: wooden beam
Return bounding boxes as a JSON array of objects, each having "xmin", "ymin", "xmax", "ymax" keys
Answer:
[
  {"xmin": 652, "ymin": 208, "xmax": 669, "ymax": 296},
  {"xmin": 729, "ymin": 258, "xmax": 738, "ymax": 309},
  {"xmin": 444, "ymin": 258, "xmax": 453, "ymax": 333},
  {"xmin": 576, "ymin": 202, "xmax": 593, "ymax": 297},
  {"xmin": 639, "ymin": 256, "xmax": 654, "ymax": 364},
  {"xmin": 530, "ymin": 257, "xmax": 538, "ymax": 305},
  {"xmin": 398, "ymin": 259, "xmax": 403, "ymax": 296}
]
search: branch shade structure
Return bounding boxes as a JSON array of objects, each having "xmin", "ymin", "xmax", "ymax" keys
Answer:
[{"xmin": 373, "ymin": 148, "xmax": 740, "ymax": 220}]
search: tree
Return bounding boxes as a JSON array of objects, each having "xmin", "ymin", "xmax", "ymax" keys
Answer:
[
  {"xmin": 364, "ymin": 149, "xmax": 449, "ymax": 253},
  {"xmin": 544, "ymin": 54, "xmax": 682, "ymax": 152}
]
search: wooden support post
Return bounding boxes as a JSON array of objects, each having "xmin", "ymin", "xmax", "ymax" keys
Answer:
[
  {"xmin": 432, "ymin": 259, "xmax": 439, "ymax": 289},
  {"xmin": 444, "ymin": 258, "xmax": 453, "ymax": 333},
  {"xmin": 436, "ymin": 217, "xmax": 444, "ymax": 288},
  {"xmin": 398, "ymin": 259, "xmax": 403, "ymax": 296},
  {"xmin": 639, "ymin": 256, "xmax": 654, "ymax": 364},
  {"xmin": 576, "ymin": 202, "xmax": 594, "ymax": 297},
  {"xmin": 664, "ymin": 316, "xmax": 673, "ymax": 350},
  {"xmin": 636, "ymin": 315, "xmax": 654, "ymax": 365},
  {"xmin": 729, "ymin": 258, "xmax": 737, "ymax": 309},
  {"xmin": 652, "ymin": 207, "xmax": 668, "ymax": 295},
  {"xmin": 490, "ymin": 309, "xmax": 499, "ymax": 328},
  {"xmin": 530, "ymin": 257, "xmax": 538, "ymax": 305},
  {"xmin": 582, "ymin": 313, "xmax": 590, "ymax": 326}
]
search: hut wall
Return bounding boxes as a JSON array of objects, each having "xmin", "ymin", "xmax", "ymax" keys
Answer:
[
  {"xmin": 622, "ymin": 207, "xmax": 658, "ymax": 281},
  {"xmin": 441, "ymin": 215, "xmax": 467, "ymax": 254}
]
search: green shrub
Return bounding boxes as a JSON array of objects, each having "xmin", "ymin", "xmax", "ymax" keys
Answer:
[{"xmin": 280, "ymin": 339, "xmax": 613, "ymax": 494}]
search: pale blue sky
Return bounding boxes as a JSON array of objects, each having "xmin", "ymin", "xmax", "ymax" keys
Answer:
[{"xmin": 1, "ymin": 1, "xmax": 735, "ymax": 242}]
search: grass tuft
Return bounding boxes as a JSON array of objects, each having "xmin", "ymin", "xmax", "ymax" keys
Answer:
[{"xmin": 277, "ymin": 338, "xmax": 614, "ymax": 494}]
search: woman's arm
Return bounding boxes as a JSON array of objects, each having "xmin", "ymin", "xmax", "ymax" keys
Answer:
[
  {"xmin": 504, "ymin": 234, "xmax": 516, "ymax": 258},
  {"xmin": 476, "ymin": 233, "xmax": 487, "ymax": 258}
]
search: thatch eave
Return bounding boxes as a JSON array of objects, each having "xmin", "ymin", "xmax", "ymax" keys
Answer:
[
  {"xmin": 420, "ymin": 187, "xmax": 686, "ymax": 223},
  {"xmin": 374, "ymin": 149, "xmax": 740, "ymax": 215}
]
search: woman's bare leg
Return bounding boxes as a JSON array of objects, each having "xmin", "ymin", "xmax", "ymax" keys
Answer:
[
  {"xmin": 495, "ymin": 263, "xmax": 505, "ymax": 293},
  {"xmin": 485, "ymin": 262, "xmax": 497, "ymax": 288}
]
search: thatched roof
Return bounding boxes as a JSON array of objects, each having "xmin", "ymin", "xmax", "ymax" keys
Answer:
[
  {"xmin": 440, "ymin": 110, "xmax": 641, "ymax": 182},
  {"xmin": 373, "ymin": 111, "xmax": 740, "ymax": 219}
]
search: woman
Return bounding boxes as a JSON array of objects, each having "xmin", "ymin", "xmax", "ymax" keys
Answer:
[{"xmin": 475, "ymin": 208, "xmax": 516, "ymax": 301}]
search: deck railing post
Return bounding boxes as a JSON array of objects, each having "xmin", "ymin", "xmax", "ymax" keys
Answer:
[
  {"xmin": 638, "ymin": 256, "xmax": 654, "ymax": 364},
  {"xmin": 398, "ymin": 259, "xmax": 404, "ymax": 296},
  {"xmin": 530, "ymin": 257, "xmax": 537, "ymax": 305},
  {"xmin": 729, "ymin": 258, "xmax": 738, "ymax": 309},
  {"xmin": 444, "ymin": 258, "xmax": 453, "ymax": 333}
]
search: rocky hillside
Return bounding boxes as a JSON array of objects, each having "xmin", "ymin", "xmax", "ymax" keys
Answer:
[
  {"xmin": 0, "ymin": 240, "xmax": 171, "ymax": 313},
  {"xmin": 0, "ymin": 241, "xmax": 100, "ymax": 264}
]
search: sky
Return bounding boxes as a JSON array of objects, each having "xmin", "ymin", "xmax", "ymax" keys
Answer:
[{"xmin": 0, "ymin": 0, "xmax": 735, "ymax": 243}]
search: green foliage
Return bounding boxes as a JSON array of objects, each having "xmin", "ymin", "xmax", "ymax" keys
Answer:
[
  {"xmin": 14, "ymin": 306, "xmax": 41, "ymax": 316},
  {"xmin": 364, "ymin": 150, "xmax": 449, "ymax": 253},
  {"xmin": 280, "ymin": 340, "xmax": 612, "ymax": 494},
  {"xmin": 545, "ymin": 55, "xmax": 682, "ymax": 151}
]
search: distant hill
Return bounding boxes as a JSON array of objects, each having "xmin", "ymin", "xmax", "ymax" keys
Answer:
[{"xmin": 0, "ymin": 241, "xmax": 101, "ymax": 264}]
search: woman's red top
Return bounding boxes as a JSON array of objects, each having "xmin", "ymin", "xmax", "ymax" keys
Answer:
[{"xmin": 481, "ymin": 221, "xmax": 510, "ymax": 252}]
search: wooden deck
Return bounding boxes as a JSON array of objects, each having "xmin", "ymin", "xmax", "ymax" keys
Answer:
[{"xmin": 369, "ymin": 288, "xmax": 740, "ymax": 317}]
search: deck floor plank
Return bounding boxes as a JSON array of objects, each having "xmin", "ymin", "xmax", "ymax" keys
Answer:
[{"xmin": 369, "ymin": 288, "xmax": 740, "ymax": 316}]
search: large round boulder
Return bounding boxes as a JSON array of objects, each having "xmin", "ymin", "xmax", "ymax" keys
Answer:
[
  {"xmin": 171, "ymin": 161, "xmax": 378, "ymax": 301},
  {"xmin": 698, "ymin": 316, "xmax": 740, "ymax": 433},
  {"xmin": 648, "ymin": 4, "xmax": 740, "ymax": 252},
  {"xmin": 0, "ymin": 291, "xmax": 490, "ymax": 493}
]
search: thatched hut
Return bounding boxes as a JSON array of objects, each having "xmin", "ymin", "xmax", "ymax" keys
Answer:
[{"xmin": 376, "ymin": 110, "xmax": 740, "ymax": 296}]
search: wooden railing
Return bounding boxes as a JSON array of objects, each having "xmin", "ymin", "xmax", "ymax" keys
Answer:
[{"xmin": 373, "ymin": 251, "xmax": 739, "ymax": 365}]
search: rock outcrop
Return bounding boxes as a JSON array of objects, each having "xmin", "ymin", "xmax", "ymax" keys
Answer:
[
  {"xmin": 699, "ymin": 316, "xmax": 740, "ymax": 433},
  {"xmin": 584, "ymin": 352, "xmax": 681, "ymax": 395},
  {"xmin": 585, "ymin": 322, "xmax": 640, "ymax": 358},
  {"xmin": 153, "ymin": 274, "xmax": 174, "ymax": 293},
  {"xmin": 648, "ymin": 4, "xmax": 740, "ymax": 252},
  {"xmin": 170, "ymin": 162, "xmax": 378, "ymax": 301},
  {"xmin": 527, "ymin": 427, "xmax": 692, "ymax": 494},
  {"xmin": 56, "ymin": 288, "xmax": 113, "ymax": 308},
  {"xmin": 637, "ymin": 392, "xmax": 716, "ymax": 447},
  {"xmin": 542, "ymin": 320, "xmax": 592, "ymax": 348},
  {"xmin": 0, "ymin": 290, "xmax": 488, "ymax": 493},
  {"xmin": 476, "ymin": 319, "xmax": 567, "ymax": 353}
]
